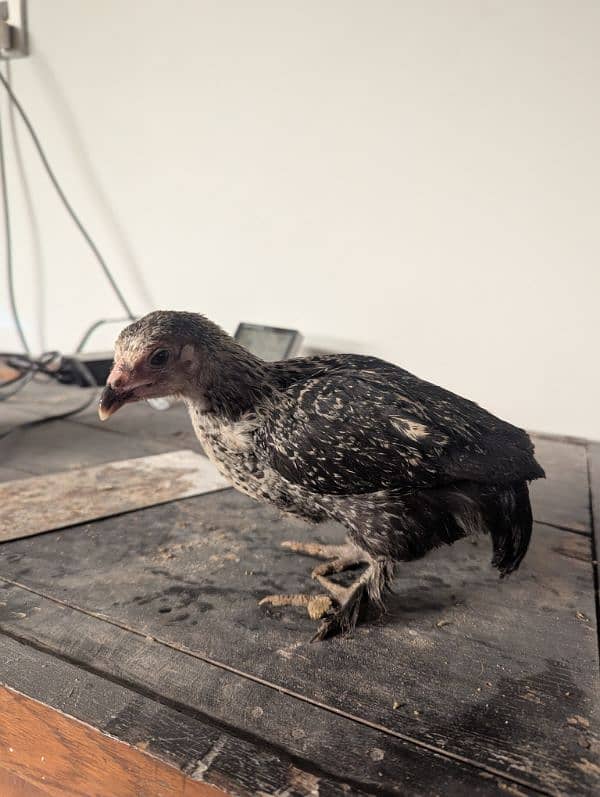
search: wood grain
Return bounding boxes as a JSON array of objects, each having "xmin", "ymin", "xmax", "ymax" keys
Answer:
[
  {"xmin": 0, "ymin": 768, "xmax": 50, "ymax": 797},
  {"xmin": 0, "ymin": 634, "xmax": 368, "ymax": 797},
  {"xmin": 1, "ymin": 381, "xmax": 597, "ymax": 796},
  {"xmin": 0, "ymin": 685, "xmax": 225, "ymax": 797},
  {"xmin": 530, "ymin": 436, "xmax": 591, "ymax": 532},
  {"xmin": 0, "ymin": 599, "xmax": 528, "ymax": 797},
  {"xmin": 0, "ymin": 494, "xmax": 597, "ymax": 795},
  {"xmin": 0, "ymin": 451, "xmax": 228, "ymax": 542}
]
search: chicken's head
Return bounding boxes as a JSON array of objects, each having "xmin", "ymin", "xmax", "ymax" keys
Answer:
[{"xmin": 98, "ymin": 311, "xmax": 215, "ymax": 420}]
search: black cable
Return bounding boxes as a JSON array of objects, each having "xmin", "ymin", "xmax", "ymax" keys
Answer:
[
  {"xmin": 1, "ymin": 350, "xmax": 61, "ymax": 380},
  {"xmin": 0, "ymin": 90, "xmax": 30, "ymax": 354},
  {"xmin": 0, "ymin": 350, "xmax": 91, "ymax": 394},
  {"xmin": 0, "ymin": 351, "xmax": 99, "ymax": 438},
  {"xmin": 0, "ymin": 86, "xmax": 33, "ymax": 402},
  {"xmin": 0, "ymin": 69, "xmax": 135, "ymax": 321}
]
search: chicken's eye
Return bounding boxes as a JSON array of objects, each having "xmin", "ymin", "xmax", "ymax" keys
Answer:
[{"xmin": 149, "ymin": 349, "xmax": 170, "ymax": 367}]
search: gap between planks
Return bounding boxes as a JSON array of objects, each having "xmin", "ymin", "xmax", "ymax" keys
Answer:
[
  {"xmin": 535, "ymin": 520, "xmax": 592, "ymax": 539},
  {"xmin": 0, "ymin": 675, "xmax": 365, "ymax": 797},
  {"xmin": 585, "ymin": 445, "xmax": 600, "ymax": 667},
  {"xmin": 0, "ymin": 574, "xmax": 554, "ymax": 797}
]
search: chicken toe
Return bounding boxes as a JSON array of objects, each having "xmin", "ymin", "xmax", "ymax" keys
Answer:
[{"xmin": 259, "ymin": 593, "xmax": 333, "ymax": 620}]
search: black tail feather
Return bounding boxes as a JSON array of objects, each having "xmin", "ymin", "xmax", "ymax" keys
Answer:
[
  {"xmin": 341, "ymin": 480, "xmax": 534, "ymax": 576},
  {"xmin": 482, "ymin": 481, "xmax": 533, "ymax": 576}
]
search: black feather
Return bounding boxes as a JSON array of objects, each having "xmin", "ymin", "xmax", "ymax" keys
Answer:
[
  {"xmin": 118, "ymin": 313, "xmax": 545, "ymax": 636},
  {"xmin": 260, "ymin": 354, "xmax": 544, "ymax": 492}
]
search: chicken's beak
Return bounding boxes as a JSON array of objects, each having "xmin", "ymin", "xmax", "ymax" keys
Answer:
[
  {"xmin": 99, "ymin": 361, "xmax": 131, "ymax": 421},
  {"xmin": 98, "ymin": 384, "xmax": 127, "ymax": 421},
  {"xmin": 98, "ymin": 362, "xmax": 148, "ymax": 421}
]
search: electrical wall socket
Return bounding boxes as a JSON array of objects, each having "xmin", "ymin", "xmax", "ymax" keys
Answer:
[{"xmin": 0, "ymin": 0, "xmax": 28, "ymax": 59}]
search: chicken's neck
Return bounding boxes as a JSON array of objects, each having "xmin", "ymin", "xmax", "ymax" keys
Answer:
[{"xmin": 183, "ymin": 342, "xmax": 273, "ymax": 420}]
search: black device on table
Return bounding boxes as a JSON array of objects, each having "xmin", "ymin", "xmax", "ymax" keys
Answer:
[{"xmin": 234, "ymin": 323, "xmax": 302, "ymax": 361}]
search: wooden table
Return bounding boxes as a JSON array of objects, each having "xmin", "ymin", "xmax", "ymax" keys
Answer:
[{"xmin": 0, "ymin": 384, "xmax": 598, "ymax": 796}]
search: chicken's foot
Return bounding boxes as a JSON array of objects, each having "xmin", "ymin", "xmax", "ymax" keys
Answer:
[
  {"xmin": 261, "ymin": 543, "xmax": 388, "ymax": 640},
  {"xmin": 258, "ymin": 542, "xmax": 366, "ymax": 624},
  {"xmin": 280, "ymin": 540, "xmax": 368, "ymax": 578},
  {"xmin": 259, "ymin": 592, "xmax": 334, "ymax": 620},
  {"xmin": 311, "ymin": 565, "xmax": 374, "ymax": 641}
]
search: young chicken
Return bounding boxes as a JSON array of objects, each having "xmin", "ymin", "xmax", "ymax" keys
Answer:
[{"xmin": 99, "ymin": 311, "xmax": 544, "ymax": 640}]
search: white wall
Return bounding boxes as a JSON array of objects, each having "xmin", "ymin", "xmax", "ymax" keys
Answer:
[{"xmin": 1, "ymin": 1, "xmax": 599, "ymax": 438}]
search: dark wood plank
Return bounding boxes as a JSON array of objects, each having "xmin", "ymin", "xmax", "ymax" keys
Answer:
[
  {"xmin": 0, "ymin": 634, "xmax": 366, "ymax": 797},
  {"xmin": 2, "ymin": 382, "xmax": 94, "ymax": 414},
  {"xmin": 1, "ymin": 384, "xmax": 95, "ymax": 432},
  {"xmin": 589, "ymin": 442, "xmax": 600, "ymax": 532},
  {"xmin": 0, "ymin": 466, "xmax": 34, "ymax": 483},
  {"xmin": 0, "ymin": 418, "xmax": 175, "ymax": 477},
  {"xmin": 0, "ymin": 682, "xmax": 223, "ymax": 797},
  {"xmin": 0, "ymin": 594, "xmax": 530, "ymax": 797},
  {"xmin": 530, "ymin": 436, "xmax": 591, "ymax": 533},
  {"xmin": 0, "ymin": 404, "xmax": 44, "ymax": 439},
  {"xmin": 71, "ymin": 399, "xmax": 202, "ymax": 452},
  {"xmin": 3, "ymin": 379, "xmax": 200, "ymax": 451},
  {"xmin": 0, "ymin": 494, "xmax": 597, "ymax": 795}
]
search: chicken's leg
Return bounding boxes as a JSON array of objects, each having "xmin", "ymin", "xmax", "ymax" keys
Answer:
[
  {"xmin": 259, "ymin": 540, "xmax": 366, "ymax": 624},
  {"xmin": 311, "ymin": 566, "xmax": 372, "ymax": 641},
  {"xmin": 280, "ymin": 539, "xmax": 368, "ymax": 577},
  {"xmin": 312, "ymin": 557, "xmax": 395, "ymax": 641},
  {"xmin": 259, "ymin": 541, "xmax": 388, "ymax": 639},
  {"xmin": 261, "ymin": 561, "xmax": 378, "ymax": 640}
]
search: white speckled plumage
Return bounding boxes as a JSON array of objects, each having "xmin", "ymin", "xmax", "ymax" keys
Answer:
[{"xmin": 104, "ymin": 311, "xmax": 546, "ymax": 639}]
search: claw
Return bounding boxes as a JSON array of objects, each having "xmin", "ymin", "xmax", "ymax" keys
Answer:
[
  {"xmin": 259, "ymin": 593, "xmax": 312, "ymax": 609},
  {"xmin": 259, "ymin": 593, "xmax": 333, "ymax": 620},
  {"xmin": 310, "ymin": 565, "xmax": 374, "ymax": 641},
  {"xmin": 275, "ymin": 541, "xmax": 381, "ymax": 640},
  {"xmin": 311, "ymin": 586, "xmax": 365, "ymax": 642}
]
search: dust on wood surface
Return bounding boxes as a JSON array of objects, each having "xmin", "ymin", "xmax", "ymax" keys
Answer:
[
  {"xmin": 0, "ymin": 451, "xmax": 228, "ymax": 542},
  {"xmin": 0, "ymin": 618, "xmax": 520, "ymax": 797},
  {"xmin": 0, "ymin": 585, "xmax": 544, "ymax": 797},
  {"xmin": 0, "ymin": 634, "xmax": 372, "ymax": 797},
  {"xmin": 0, "ymin": 487, "xmax": 597, "ymax": 796},
  {"xmin": 529, "ymin": 436, "xmax": 591, "ymax": 533},
  {"xmin": 0, "ymin": 383, "xmax": 597, "ymax": 796}
]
